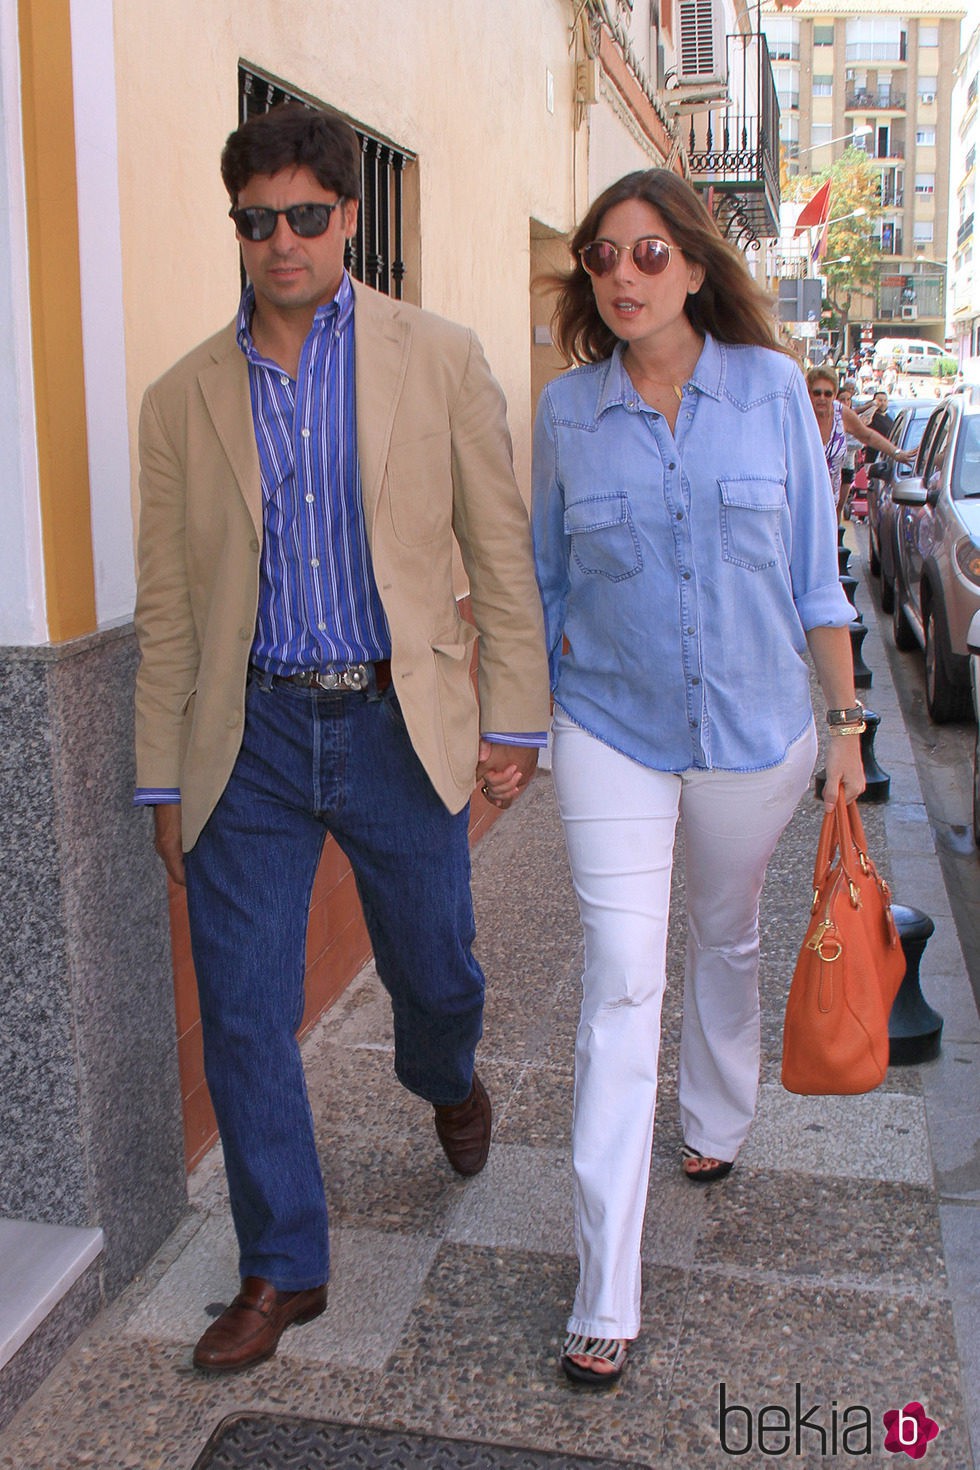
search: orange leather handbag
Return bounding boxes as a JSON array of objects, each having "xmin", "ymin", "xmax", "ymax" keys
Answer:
[{"xmin": 782, "ymin": 792, "xmax": 906, "ymax": 1095}]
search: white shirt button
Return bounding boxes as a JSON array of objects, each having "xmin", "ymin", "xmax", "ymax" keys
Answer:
[
  {"xmin": 306, "ymin": 493, "xmax": 315, "ymax": 503},
  {"xmin": 310, "ymin": 558, "xmax": 320, "ymax": 568}
]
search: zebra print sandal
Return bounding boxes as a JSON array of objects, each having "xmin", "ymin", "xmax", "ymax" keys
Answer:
[{"xmin": 560, "ymin": 1332, "xmax": 627, "ymax": 1389}]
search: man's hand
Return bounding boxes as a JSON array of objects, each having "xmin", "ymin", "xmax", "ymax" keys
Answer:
[
  {"xmin": 153, "ymin": 803, "xmax": 186, "ymax": 886},
  {"xmin": 475, "ymin": 741, "xmax": 539, "ymax": 810}
]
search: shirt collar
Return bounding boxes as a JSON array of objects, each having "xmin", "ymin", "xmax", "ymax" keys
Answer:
[
  {"xmin": 236, "ymin": 270, "xmax": 355, "ymax": 361},
  {"xmin": 596, "ymin": 333, "xmax": 722, "ymax": 419}
]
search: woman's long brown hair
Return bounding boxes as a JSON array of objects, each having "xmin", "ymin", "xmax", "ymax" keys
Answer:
[{"xmin": 544, "ymin": 169, "xmax": 788, "ymax": 366}]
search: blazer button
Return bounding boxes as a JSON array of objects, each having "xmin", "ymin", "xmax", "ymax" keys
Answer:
[
  {"xmin": 226, "ymin": 714, "xmax": 238, "ymax": 728},
  {"xmin": 250, "ymin": 539, "xmax": 259, "ymax": 553}
]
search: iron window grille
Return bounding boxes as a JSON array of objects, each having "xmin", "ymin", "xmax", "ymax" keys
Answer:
[{"xmin": 237, "ymin": 64, "xmax": 415, "ymax": 299}]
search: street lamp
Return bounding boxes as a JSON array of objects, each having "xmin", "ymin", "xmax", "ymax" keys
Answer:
[
  {"xmin": 822, "ymin": 255, "xmax": 852, "ymax": 266},
  {"xmin": 826, "ymin": 207, "xmax": 867, "ymax": 227},
  {"xmin": 795, "ymin": 125, "xmax": 872, "ymax": 158}
]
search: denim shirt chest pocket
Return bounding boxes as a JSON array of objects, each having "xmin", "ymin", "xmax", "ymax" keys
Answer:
[
  {"xmin": 564, "ymin": 493, "xmax": 642, "ymax": 581},
  {"xmin": 718, "ymin": 478, "xmax": 785, "ymax": 571}
]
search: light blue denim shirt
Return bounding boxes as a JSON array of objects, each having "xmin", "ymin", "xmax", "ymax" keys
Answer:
[{"xmin": 532, "ymin": 334, "xmax": 852, "ymax": 774}]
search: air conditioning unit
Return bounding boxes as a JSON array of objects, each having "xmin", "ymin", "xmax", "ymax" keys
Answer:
[
  {"xmin": 677, "ymin": 0, "xmax": 727, "ymax": 86},
  {"xmin": 902, "ymin": 304, "xmax": 918, "ymax": 319},
  {"xmin": 920, "ymin": 92, "xmax": 935, "ymax": 104}
]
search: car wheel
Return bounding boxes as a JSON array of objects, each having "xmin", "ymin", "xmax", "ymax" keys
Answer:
[
  {"xmin": 868, "ymin": 529, "xmax": 881, "ymax": 577},
  {"xmin": 880, "ymin": 567, "xmax": 895, "ymax": 614},
  {"xmin": 924, "ymin": 603, "xmax": 972, "ymax": 723},
  {"xmin": 892, "ymin": 587, "xmax": 918, "ymax": 651},
  {"xmin": 974, "ymin": 727, "xmax": 980, "ymax": 850}
]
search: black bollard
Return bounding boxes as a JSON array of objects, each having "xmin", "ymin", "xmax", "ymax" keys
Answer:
[
  {"xmin": 849, "ymin": 621, "xmax": 873, "ymax": 689},
  {"xmin": 814, "ymin": 708, "xmax": 890, "ymax": 802},
  {"xmin": 838, "ymin": 523, "xmax": 847, "ymax": 548},
  {"xmin": 838, "ymin": 544, "xmax": 852, "ymax": 577},
  {"xmin": 888, "ymin": 904, "xmax": 943, "ymax": 1065},
  {"xmin": 840, "ymin": 575, "xmax": 863, "ymax": 620},
  {"xmin": 858, "ymin": 710, "xmax": 890, "ymax": 801}
]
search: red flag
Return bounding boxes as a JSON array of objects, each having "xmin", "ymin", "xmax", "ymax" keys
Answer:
[{"xmin": 794, "ymin": 181, "xmax": 832, "ymax": 237}]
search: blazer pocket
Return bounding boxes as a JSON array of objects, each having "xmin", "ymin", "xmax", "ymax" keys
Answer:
[
  {"xmin": 386, "ymin": 430, "xmax": 453, "ymax": 546},
  {"xmin": 431, "ymin": 622, "xmax": 480, "ymax": 786}
]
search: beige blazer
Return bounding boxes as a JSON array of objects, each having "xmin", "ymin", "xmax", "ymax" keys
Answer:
[{"xmin": 134, "ymin": 281, "xmax": 550, "ymax": 850}]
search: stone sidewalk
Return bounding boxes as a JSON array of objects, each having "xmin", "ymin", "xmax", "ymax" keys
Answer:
[{"xmin": 1, "ymin": 530, "xmax": 978, "ymax": 1468}]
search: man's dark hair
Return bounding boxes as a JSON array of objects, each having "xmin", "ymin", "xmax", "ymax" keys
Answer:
[{"xmin": 220, "ymin": 103, "xmax": 361, "ymax": 204}]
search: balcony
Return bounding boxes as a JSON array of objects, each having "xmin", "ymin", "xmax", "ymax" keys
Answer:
[
  {"xmin": 686, "ymin": 31, "xmax": 780, "ymax": 246},
  {"xmin": 959, "ymin": 213, "xmax": 975, "ymax": 249},
  {"xmin": 845, "ymin": 91, "xmax": 905, "ymax": 111}
]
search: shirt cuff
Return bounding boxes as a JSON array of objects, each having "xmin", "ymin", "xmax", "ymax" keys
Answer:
[
  {"xmin": 133, "ymin": 788, "xmax": 181, "ymax": 806},
  {"xmin": 796, "ymin": 582, "xmax": 856, "ymax": 630},
  {"xmin": 481, "ymin": 731, "xmax": 549, "ymax": 748}
]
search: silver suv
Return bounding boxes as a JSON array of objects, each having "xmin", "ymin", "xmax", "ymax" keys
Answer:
[{"xmin": 891, "ymin": 395, "xmax": 980, "ymax": 722}]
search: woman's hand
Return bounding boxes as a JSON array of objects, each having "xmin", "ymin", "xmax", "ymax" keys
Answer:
[{"xmin": 820, "ymin": 732, "xmax": 866, "ymax": 810}]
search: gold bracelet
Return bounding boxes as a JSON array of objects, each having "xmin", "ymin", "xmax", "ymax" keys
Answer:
[{"xmin": 829, "ymin": 721, "xmax": 867, "ymax": 736}]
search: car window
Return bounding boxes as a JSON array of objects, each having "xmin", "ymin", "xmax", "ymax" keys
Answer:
[
  {"xmin": 904, "ymin": 412, "xmax": 931, "ymax": 452},
  {"xmin": 915, "ymin": 408, "xmax": 947, "ymax": 472},
  {"xmin": 953, "ymin": 417, "xmax": 980, "ymax": 499},
  {"xmin": 924, "ymin": 414, "xmax": 951, "ymax": 493}
]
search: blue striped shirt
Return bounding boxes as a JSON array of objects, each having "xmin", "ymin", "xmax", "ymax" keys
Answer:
[
  {"xmin": 134, "ymin": 275, "xmax": 542, "ymax": 806},
  {"xmin": 240, "ymin": 274, "xmax": 391, "ymax": 672}
]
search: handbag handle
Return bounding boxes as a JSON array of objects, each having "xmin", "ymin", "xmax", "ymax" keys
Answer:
[{"xmin": 810, "ymin": 791, "xmax": 863, "ymax": 905}]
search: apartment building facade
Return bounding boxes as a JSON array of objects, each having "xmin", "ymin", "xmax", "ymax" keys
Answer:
[
  {"xmin": 950, "ymin": 19, "xmax": 979, "ymax": 362},
  {"xmin": 761, "ymin": 0, "xmax": 965, "ymax": 349}
]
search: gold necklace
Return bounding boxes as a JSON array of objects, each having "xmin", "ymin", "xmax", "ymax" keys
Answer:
[{"xmin": 624, "ymin": 353, "xmax": 691, "ymax": 402}]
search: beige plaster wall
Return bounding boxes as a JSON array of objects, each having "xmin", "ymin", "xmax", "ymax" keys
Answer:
[{"xmin": 113, "ymin": 0, "xmax": 585, "ymax": 502}]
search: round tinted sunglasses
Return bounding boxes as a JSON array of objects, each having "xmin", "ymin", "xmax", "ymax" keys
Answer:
[
  {"xmin": 229, "ymin": 199, "xmax": 345, "ymax": 242},
  {"xmin": 578, "ymin": 237, "xmax": 674, "ymax": 278}
]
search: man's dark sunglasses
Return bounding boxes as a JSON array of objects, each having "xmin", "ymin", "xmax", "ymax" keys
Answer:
[{"xmin": 229, "ymin": 200, "xmax": 344, "ymax": 242}]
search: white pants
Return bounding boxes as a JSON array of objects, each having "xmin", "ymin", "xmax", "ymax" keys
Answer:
[{"xmin": 552, "ymin": 713, "xmax": 817, "ymax": 1340}]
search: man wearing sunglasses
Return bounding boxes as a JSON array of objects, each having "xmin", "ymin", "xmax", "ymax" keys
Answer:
[{"xmin": 134, "ymin": 103, "xmax": 549, "ymax": 1373}]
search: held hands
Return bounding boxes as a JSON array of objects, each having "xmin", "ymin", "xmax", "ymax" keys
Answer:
[
  {"xmin": 476, "ymin": 740, "xmax": 539, "ymax": 810},
  {"xmin": 153, "ymin": 803, "xmax": 186, "ymax": 886}
]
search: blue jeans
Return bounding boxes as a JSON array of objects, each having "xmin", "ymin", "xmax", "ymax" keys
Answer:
[{"xmin": 184, "ymin": 673, "xmax": 484, "ymax": 1291}]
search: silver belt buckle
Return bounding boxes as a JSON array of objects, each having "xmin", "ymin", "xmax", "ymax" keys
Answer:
[{"xmin": 314, "ymin": 663, "xmax": 369, "ymax": 691}]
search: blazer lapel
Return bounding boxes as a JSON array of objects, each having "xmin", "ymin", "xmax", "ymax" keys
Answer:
[
  {"xmin": 197, "ymin": 325, "xmax": 263, "ymax": 536},
  {"xmin": 352, "ymin": 281, "xmax": 412, "ymax": 533}
]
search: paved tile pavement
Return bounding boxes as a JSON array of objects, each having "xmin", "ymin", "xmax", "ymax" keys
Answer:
[{"xmin": 1, "ymin": 530, "xmax": 977, "ymax": 1469}]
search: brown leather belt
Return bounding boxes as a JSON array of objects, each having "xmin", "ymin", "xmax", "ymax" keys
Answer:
[{"xmin": 254, "ymin": 660, "xmax": 391, "ymax": 694}]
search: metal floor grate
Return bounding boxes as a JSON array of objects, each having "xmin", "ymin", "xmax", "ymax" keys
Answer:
[{"xmin": 191, "ymin": 1413, "xmax": 646, "ymax": 1469}]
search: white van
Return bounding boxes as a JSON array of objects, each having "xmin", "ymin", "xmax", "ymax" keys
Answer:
[{"xmin": 873, "ymin": 337, "xmax": 946, "ymax": 374}]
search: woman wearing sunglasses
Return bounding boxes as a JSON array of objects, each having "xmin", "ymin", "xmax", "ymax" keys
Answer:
[
  {"xmin": 807, "ymin": 364, "xmax": 913, "ymax": 517},
  {"xmin": 532, "ymin": 170, "xmax": 866, "ymax": 1389}
]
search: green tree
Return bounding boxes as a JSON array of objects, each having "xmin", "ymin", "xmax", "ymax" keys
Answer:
[{"xmin": 784, "ymin": 149, "xmax": 882, "ymax": 362}]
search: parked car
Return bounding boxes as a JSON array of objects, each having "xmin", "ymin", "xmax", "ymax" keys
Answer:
[
  {"xmin": 967, "ymin": 610, "xmax": 980, "ymax": 847},
  {"xmin": 866, "ymin": 401, "xmax": 936, "ymax": 610},
  {"xmin": 891, "ymin": 394, "xmax": 980, "ymax": 722}
]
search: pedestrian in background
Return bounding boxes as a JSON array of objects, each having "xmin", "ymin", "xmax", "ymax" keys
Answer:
[
  {"xmin": 532, "ymin": 168, "xmax": 865, "ymax": 1390},
  {"xmin": 806, "ymin": 366, "xmax": 913, "ymax": 515}
]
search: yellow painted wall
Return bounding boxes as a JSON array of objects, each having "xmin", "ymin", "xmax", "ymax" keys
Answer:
[{"xmin": 113, "ymin": 1, "xmax": 583, "ymax": 505}]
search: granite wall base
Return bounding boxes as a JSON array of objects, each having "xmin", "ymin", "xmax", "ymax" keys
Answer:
[{"xmin": 0, "ymin": 626, "xmax": 186, "ymax": 1297}]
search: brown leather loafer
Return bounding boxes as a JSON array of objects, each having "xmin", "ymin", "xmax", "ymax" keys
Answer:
[
  {"xmin": 433, "ymin": 1071, "xmax": 491, "ymax": 1176},
  {"xmin": 192, "ymin": 1275, "xmax": 327, "ymax": 1374}
]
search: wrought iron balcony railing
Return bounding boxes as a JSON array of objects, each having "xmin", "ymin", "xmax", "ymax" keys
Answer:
[{"xmin": 685, "ymin": 30, "xmax": 781, "ymax": 248}]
